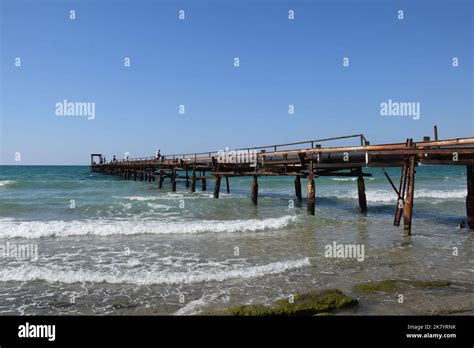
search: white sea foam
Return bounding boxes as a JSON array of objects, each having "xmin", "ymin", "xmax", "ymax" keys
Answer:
[
  {"xmin": 116, "ymin": 193, "xmax": 205, "ymax": 201},
  {"xmin": 414, "ymin": 189, "xmax": 466, "ymax": 199},
  {"xmin": 0, "ymin": 216, "xmax": 297, "ymax": 239},
  {"xmin": 146, "ymin": 203, "xmax": 171, "ymax": 210},
  {"xmin": 330, "ymin": 177, "xmax": 374, "ymax": 182},
  {"xmin": 330, "ymin": 189, "xmax": 466, "ymax": 203},
  {"xmin": 175, "ymin": 292, "xmax": 230, "ymax": 315},
  {"xmin": 0, "ymin": 180, "xmax": 15, "ymax": 187},
  {"xmin": 0, "ymin": 257, "xmax": 310, "ymax": 285},
  {"xmin": 116, "ymin": 196, "xmax": 161, "ymax": 201}
]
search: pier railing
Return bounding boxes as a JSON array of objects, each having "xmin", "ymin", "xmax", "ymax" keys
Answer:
[{"xmin": 126, "ymin": 134, "xmax": 368, "ymax": 162}]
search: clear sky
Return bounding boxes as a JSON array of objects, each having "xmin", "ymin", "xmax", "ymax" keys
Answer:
[{"xmin": 1, "ymin": 0, "xmax": 472, "ymax": 165}]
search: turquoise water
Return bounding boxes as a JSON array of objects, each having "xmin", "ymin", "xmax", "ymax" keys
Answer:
[{"xmin": 0, "ymin": 165, "xmax": 472, "ymax": 315}]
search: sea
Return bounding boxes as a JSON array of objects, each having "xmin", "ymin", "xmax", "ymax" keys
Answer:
[{"xmin": 0, "ymin": 165, "xmax": 472, "ymax": 315}]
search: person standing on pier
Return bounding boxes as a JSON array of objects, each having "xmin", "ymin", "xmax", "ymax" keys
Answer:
[{"xmin": 155, "ymin": 149, "xmax": 161, "ymax": 160}]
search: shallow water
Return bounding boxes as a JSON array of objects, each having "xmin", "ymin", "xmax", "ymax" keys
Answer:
[{"xmin": 0, "ymin": 165, "xmax": 472, "ymax": 315}]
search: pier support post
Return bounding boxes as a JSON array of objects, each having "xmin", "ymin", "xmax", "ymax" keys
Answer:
[
  {"xmin": 307, "ymin": 161, "xmax": 315, "ymax": 215},
  {"xmin": 140, "ymin": 171, "xmax": 144, "ymax": 181},
  {"xmin": 213, "ymin": 176, "xmax": 221, "ymax": 198},
  {"xmin": 191, "ymin": 169, "xmax": 196, "ymax": 192},
  {"xmin": 251, "ymin": 175, "xmax": 258, "ymax": 205},
  {"xmin": 467, "ymin": 165, "xmax": 474, "ymax": 229},
  {"xmin": 159, "ymin": 170, "xmax": 164, "ymax": 189},
  {"xmin": 133, "ymin": 171, "xmax": 137, "ymax": 181},
  {"xmin": 403, "ymin": 156, "xmax": 416, "ymax": 235},
  {"xmin": 186, "ymin": 169, "xmax": 190, "ymax": 188},
  {"xmin": 171, "ymin": 170, "xmax": 177, "ymax": 192},
  {"xmin": 202, "ymin": 171, "xmax": 207, "ymax": 191},
  {"xmin": 294, "ymin": 176, "xmax": 302, "ymax": 201},
  {"xmin": 226, "ymin": 176, "xmax": 230, "ymax": 194},
  {"xmin": 357, "ymin": 169, "xmax": 367, "ymax": 214},
  {"xmin": 394, "ymin": 139, "xmax": 413, "ymax": 226}
]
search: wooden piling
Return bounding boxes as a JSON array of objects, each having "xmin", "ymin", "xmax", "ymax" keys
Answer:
[
  {"xmin": 357, "ymin": 168, "xmax": 367, "ymax": 214},
  {"xmin": 226, "ymin": 176, "xmax": 230, "ymax": 194},
  {"xmin": 307, "ymin": 161, "xmax": 315, "ymax": 215},
  {"xmin": 467, "ymin": 164, "xmax": 474, "ymax": 229},
  {"xmin": 185, "ymin": 169, "xmax": 190, "ymax": 188},
  {"xmin": 171, "ymin": 170, "xmax": 176, "ymax": 192},
  {"xmin": 251, "ymin": 175, "xmax": 258, "ymax": 205},
  {"xmin": 191, "ymin": 169, "xmax": 196, "ymax": 192},
  {"xmin": 158, "ymin": 170, "xmax": 164, "ymax": 189},
  {"xmin": 202, "ymin": 171, "xmax": 207, "ymax": 191},
  {"xmin": 394, "ymin": 139, "xmax": 413, "ymax": 226},
  {"xmin": 213, "ymin": 176, "xmax": 221, "ymax": 198},
  {"xmin": 294, "ymin": 176, "xmax": 302, "ymax": 201},
  {"xmin": 403, "ymin": 155, "xmax": 416, "ymax": 235}
]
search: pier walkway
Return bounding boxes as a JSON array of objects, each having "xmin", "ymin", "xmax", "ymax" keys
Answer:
[{"xmin": 91, "ymin": 130, "xmax": 474, "ymax": 235}]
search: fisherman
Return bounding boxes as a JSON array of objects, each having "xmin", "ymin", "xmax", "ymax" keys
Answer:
[
  {"xmin": 112, "ymin": 155, "xmax": 117, "ymax": 162},
  {"xmin": 155, "ymin": 149, "xmax": 161, "ymax": 160}
]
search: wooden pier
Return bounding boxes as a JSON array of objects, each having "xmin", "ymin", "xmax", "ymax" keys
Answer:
[{"xmin": 91, "ymin": 129, "xmax": 474, "ymax": 235}]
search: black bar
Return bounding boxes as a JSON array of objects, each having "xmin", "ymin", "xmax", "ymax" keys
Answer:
[{"xmin": 0, "ymin": 315, "xmax": 472, "ymax": 346}]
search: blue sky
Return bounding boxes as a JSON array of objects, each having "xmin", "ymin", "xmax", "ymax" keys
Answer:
[{"xmin": 1, "ymin": 0, "xmax": 472, "ymax": 165}]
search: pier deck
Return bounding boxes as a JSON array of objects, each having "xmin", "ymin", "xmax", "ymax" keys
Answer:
[{"xmin": 91, "ymin": 131, "xmax": 474, "ymax": 235}]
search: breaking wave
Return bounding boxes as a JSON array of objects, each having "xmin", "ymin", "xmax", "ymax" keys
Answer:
[
  {"xmin": 0, "ymin": 180, "xmax": 15, "ymax": 187},
  {"xmin": 0, "ymin": 257, "xmax": 310, "ymax": 285},
  {"xmin": 0, "ymin": 216, "xmax": 297, "ymax": 239},
  {"xmin": 330, "ymin": 189, "xmax": 466, "ymax": 203}
]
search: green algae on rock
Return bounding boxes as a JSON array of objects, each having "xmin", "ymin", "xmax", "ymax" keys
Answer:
[
  {"xmin": 205, "ymin": 289, "xmax": 357, "ymax": 316},
  {"xmin": 354, "ymin": 280, "xmax": 451, "ymax": 293}
]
